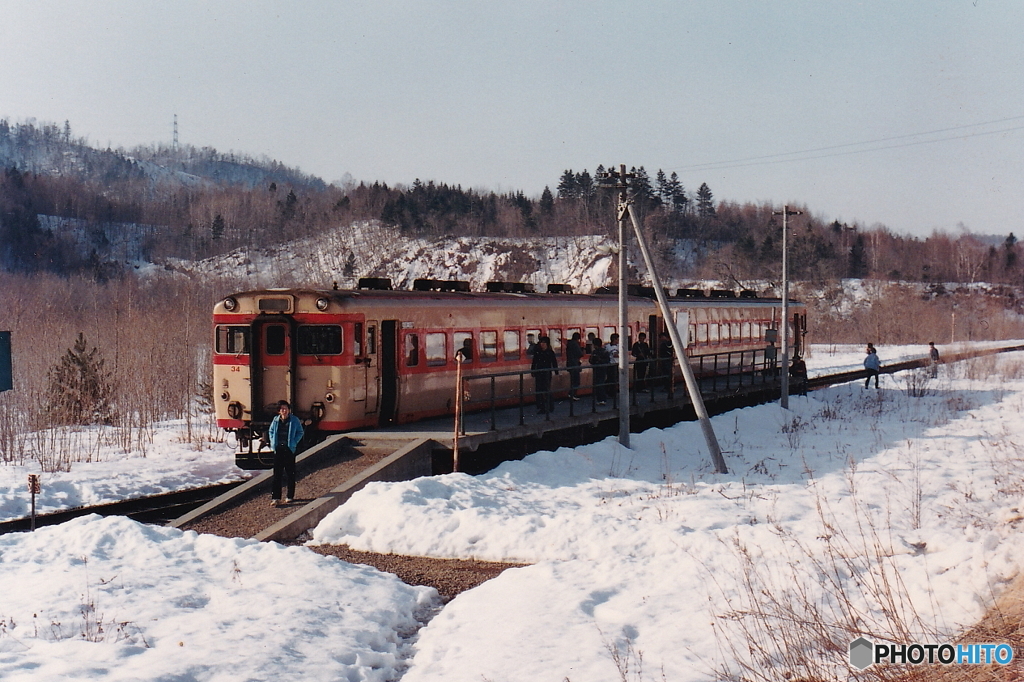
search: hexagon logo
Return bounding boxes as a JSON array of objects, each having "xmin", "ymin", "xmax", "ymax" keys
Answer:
[{"xmin": 849, "ymin": 637, "xmax": 874, "ymax": 670}]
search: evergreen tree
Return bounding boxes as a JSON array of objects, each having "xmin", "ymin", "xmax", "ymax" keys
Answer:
[
  {"xmin": 45, "ymin": 333, "xmax": 114, "ymax": 425},
  {"xmin": 557, "ymin": 170, "xmax": 578, "ymax": 199},
  {"xmin": 667, "ymin": 172, "xmax": 687, "ymax": 213},
  {"xmin": 696, "ymin": 182, "xmax": 715, "ymax": 219},
  {"xmin": 576, "ymin": 170, "xmax": 595, "ymax": 200},
  {"xmin": 539, "ymin": 187, "xmax": 555, "ymax": 215},
  {"xmin": 211, "ymin": 214, "xmax": 225, "ymax": 240},
  {"xmin": 655, "ymin": 169, "xmax": 668, "ymax": 203},
  {"xmin": 848, "ymin": 234, "xmax": 869, "ymax": 278}
]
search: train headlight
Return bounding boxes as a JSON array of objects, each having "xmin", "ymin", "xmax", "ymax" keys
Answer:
[
  {"xmin": 223, "ymin": 297, "xmax": 238, "ymax": 311},
  {"xmin": 315, "ymin": 297, "xmax": 329, "ymax": 311},
  {"xmin": 324, "ymin": 393, "xmax": 335, "ymax": 403},
  {"xmin": 220, "ymin": 391, "xmax": 230, "ymax": 401},
  {"xmin": 311, "ymin": 402, "xmax": 326, "ymax": 420}
]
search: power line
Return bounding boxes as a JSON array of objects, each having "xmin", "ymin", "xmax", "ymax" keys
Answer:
[{"xmin": 669, "ymin": 114, "xmax": 1024, "ymax": 174}]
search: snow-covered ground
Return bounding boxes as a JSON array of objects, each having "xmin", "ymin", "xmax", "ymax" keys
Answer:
[{"xmin": 2, "ymin": 342, "xmax": 1024, "ymax": 680}]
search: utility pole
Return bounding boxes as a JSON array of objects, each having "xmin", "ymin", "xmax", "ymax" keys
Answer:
[
  {"xmin": 597, "ymin": 165, "xmax": 633, "ymax": 447},
  {"xmin": 625, "ymin": 203, "xmax": 726, "ymax": 472},
  {"xmin": 598, "ymin": 167, "xmax": 726, "ymax": 472},
  {"xmin": 173, "ymin": 114, "xmax": 179, "ymax": 154},
  {"xmin": 772, "ymin": 205, "xmax": 803, "ymax": 409}
]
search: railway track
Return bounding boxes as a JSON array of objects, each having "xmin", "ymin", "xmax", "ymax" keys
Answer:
[
  {"xmin": 0, "ymin": 481, "xmax": 245, "ymax": 535},
  {"xmin": 5, "ymin": 342, "xmax": 1022, "ymax": 540}
]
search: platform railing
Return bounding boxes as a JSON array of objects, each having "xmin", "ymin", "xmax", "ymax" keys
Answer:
[{"xmin": 456, "ymin": 348, "xmax": 781, "ymax": 433}]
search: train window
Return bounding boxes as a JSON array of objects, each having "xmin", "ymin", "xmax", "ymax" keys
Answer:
[
  {"xmin": 697, "ymin": 324, "xmax": 709, "ymax": 344},
  {"xmin": 525, "ymin": 329, "xmax": 540, "ymax": 357},
  {"xmin": 731, "ymin": 322, "xmax": 741, "ymax": 341},
  {"xmin": 297, "ymin": 325, "xmax": 342, "ymax": 355},
  {"xmin": 720, "ymin": 323, "xmax": 731, "ymax": 342},
  {"xmin": 367, "ymin": 325, "xmax": 377, "ymax": 354},
  {"xmin": 603, "ymin": 326, "xmax": 616, "ymax": 342},
  {"xmin": 266, "ymin": 325, "xmax": 286, "ymax": 355},
  {"xmin": 480, "ymin": 331, "xmax": 498, "ymax": 363},
  {"xmin": 548, "ymin": 328, "xmax": 562, "ymax": 354},
  {"xmin": 585, "ymin": 327, "xmax": 599, "ymax": 352},
  {"xmin": 454, "ymin": 332, "xmax": 473, "ymax": 361},
  {"xmin": 742, "ymin": 322, "xmax": 752, "ymax": 340},
  {"xmin": 354, "ymin": 323, "xmax": 363, "ymax": 356},
  {"xmin": 688, "ymin": 324, "xmax": 696, "ymax": 345},
  {"xmin": 503, "ymin": 330, "xmax": 521, "ymax": 361},
  {"xmin": 709, "ymin": 323, "xmax": 720, "ymax": 343},
  {"xmin": 405, "ymin": 334, "xmax": 420, "ymax": 367},
  {"xmin": 216, "ymin": 326, "xmax": 250, "ymax": 354},
  {"xmin": 566, "ymin": 328, "xmax": 581, "ymax": 355},
  {"xmin": 425, "ymin": 333, "xmax": 447, "ymax": 366}
]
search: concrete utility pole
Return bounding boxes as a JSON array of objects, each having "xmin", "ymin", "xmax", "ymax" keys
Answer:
[
  {"xmin": 597, "ymin": 165, "xmax": 634, "ymax": 448},
  {"xmin": 624, "ymin": 203, "xmax": 727, "ymax": 474},
  {"xmin": 772, "ymin": 206, "xmax": 803, "ymax": 409}
]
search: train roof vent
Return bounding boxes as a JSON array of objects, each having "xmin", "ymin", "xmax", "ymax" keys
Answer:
[
  {"xmin": 709, "ymin": 289, "xmax": 738, "ymax": 299},
  {"xmin": 739, "ymin": 289, "xmax": 758, "ymax": 299},
  {"xmin": 485, "ymin": 281, "xmax": 536, "ymax": 293},
  {"xmin": 412, "ymin": 278, "xmax": 471, "ymax": 292},
  {"xmin": 357, "ymin": 277, "xmax": 393, "ymax": 290},
  {"xmin": 675, "ymin": 288, "xmax": 705, "ymax": 298},
  {"xmin": 547, "ymin": 283, "xmax": 574, "ymax": 294}
]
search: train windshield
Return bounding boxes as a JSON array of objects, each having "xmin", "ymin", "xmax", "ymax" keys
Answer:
[
  {"xmin": 296, "ymin": 325, "xmax": 343, "ymax": 355},
  {"xmin": 215, "ymin": 326, "xmax": 250, "ymax": 354}
]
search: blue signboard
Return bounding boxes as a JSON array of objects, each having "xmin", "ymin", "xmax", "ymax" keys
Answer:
[{"xmin": 0, "ymin": 332, "xmax": 11, "ymax": 392}]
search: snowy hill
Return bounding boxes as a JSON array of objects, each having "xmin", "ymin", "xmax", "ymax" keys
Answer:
[{"xmin": 163, "ymin": 220, "xmax": 626, "ymax": 293}]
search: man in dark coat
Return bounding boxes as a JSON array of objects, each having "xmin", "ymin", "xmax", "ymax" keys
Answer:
[
  {"xmin": 589, "ymin": 338, "xmax": 612, "ymax": 405},
  {"xmin": 531, "ymin": 336, "xmax": 559, "ymax": 413},
  {"xmin": 657, "ymin": 331, "xmax": 674, "ymax": 391},
  {"xmin": 631, "ymin": 332, "xmax": 652, "ymax": 392},
  {"xmin": 565, "ymin": 332, "xmax": 584, "ymax": 401}
]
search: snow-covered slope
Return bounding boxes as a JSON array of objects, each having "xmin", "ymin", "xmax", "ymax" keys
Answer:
[{"xmin": 165, "ymin": 220, "xmax": 622, "ymax": 292}]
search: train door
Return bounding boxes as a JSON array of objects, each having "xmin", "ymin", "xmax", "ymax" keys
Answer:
[
  {"xmin": 359, "ymin": 320, "xmax": 380, "ymax": 415},
  {"xmin": 378, "ymin": 320, "xmax": 399, "ymax": 426},
  {"xmin": 252, "ymin": 318, "xmax": 294, "ymax": 421}
]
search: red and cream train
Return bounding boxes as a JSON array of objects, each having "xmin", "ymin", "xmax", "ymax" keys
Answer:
[{"xmin": 213, "ymin": 279, "xmax": 806, "ymax": 468}]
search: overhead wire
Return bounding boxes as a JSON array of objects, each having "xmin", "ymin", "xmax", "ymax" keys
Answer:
[{"xmin": 668, "ymin": 114, "xmax": 1024, "ymax": 174}]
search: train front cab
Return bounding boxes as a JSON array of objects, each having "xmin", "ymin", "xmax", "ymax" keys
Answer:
[{"xmin": 215, "ymin": 292, "xmax": 389, "ymax": 469}]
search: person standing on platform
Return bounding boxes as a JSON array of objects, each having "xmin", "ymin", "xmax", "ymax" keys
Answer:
[
  {"xmin": 657, "ymin": 331, "xmax": 674, "ymax": 391},
  {"xmin": 789, "ymin": 354, "xmax": 808, "ymax": 396},
  {"xmin": 607, "ymin": 333, "xmax": 622, "ymax": 402},
  {"xmin": 531, "ymin": 336, "xmax": 559, "ymax": 413},
  {"xmin": 566, "ymin": 332, "xmax": 584, "ymax": 401},
  {"xmin": 268, "ymin": 400, "xmax": 304, "ymax": 506},
  {"xmin": 929, "ymin": 341, "xmax": 940, "ymax": 378},
  {"xmin": 631, "ymin": 332, "xmax": 652, "ymax": 392},
  {"xmin": 589, "ymin": 338, "xmax": 612, "ymax": 405}
]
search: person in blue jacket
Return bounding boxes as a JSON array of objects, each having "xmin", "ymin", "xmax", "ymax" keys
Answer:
[
  {"xmin": 864, "ymin": 346, "xmax": 881, "ymax": 388},
  {"xmin": 268, "ymin": 400, "xmax": 304, "ymax": 506}
]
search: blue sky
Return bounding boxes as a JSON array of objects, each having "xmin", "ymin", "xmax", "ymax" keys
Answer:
[{"xmin": 1, "ymin": 0, "xmax": 1022, "ymax": 237}]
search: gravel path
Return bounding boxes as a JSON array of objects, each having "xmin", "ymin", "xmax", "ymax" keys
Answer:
[{"xmin": 183, "ymin": 441, "xmax": 526, "ymax": 600}]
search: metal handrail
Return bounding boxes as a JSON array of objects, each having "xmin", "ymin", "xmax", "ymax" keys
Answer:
[{"xmin": 454, "ymin": 348, "xmax": 783, "ymax": 433}]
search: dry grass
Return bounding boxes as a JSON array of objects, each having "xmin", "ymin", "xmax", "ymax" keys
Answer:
[
  {"xmin": 0, "ymin": 272, "xmax": 233, "ymax": 469},
  {"xmin": 707, "ymin": 358, "xmax": 1024, "ymax": 681}
]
